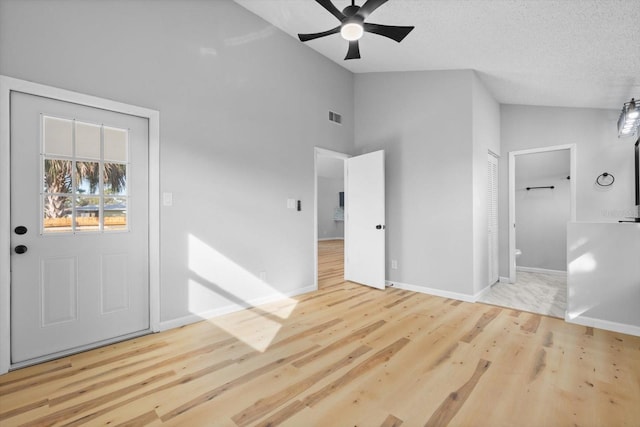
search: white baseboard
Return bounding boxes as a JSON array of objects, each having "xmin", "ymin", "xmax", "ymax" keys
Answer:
[
  {"xmin": 516, "ymin": 266, "xmax": 566, "ymax": 276},
  {"xmin": 318, "ymin": 237, "xmax": 344, "ymax": 241},
  {"xmin": 565, "ymin": 315, "xmax": 640, "ymax": 337},
  {"xmin": 499, "ymin": 276, "xmax": 511, "ymax": 283},
  {"xmin": 473, "ymin": 285, "xmax": 493, "ymax": 301},
  {"xmin": 159, "ymin": 285, "xmax": 316, "ymax": 332},
  {"xmin": 386, "ymin": 280, "xmax": 475, "ymax": 303}
]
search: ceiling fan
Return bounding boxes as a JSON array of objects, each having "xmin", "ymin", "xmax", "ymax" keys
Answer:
[{"xmin": 298, "ymin": 0, "xmax": 415, "ymax": 60}]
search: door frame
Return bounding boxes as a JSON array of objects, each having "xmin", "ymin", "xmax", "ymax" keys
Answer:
[
  {"xmin": 0, "ymin": 75, "xmax": 161, "ymax": 374},
  {"xmin": 488, "ymin": 151, "xmax": 500, "ymax": 286},
  {"xmin": 313, "ymin": 147, "xmax": 349, "ymax": 289},
  {"xmin": 507, "ymin": 143, "xmax": 576, "ymax": 283}
]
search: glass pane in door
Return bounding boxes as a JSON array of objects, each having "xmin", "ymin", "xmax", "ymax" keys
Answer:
[
  {"xmin": 43, "ymin": 116, "xmax": 72, "ymax": 157},
  {"xmin": 43, "ymin": 195, "xmax": 72, "ymax": 232},
  {"xmin": 104, "ymin": 197, "xmax": 127, "ymax": 231},
  {"xmin": 75, "ymin": 196, "xmax": 101, "ymax": 232}
]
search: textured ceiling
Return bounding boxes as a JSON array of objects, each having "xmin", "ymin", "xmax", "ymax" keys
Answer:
[{"xmin": 234, "ymin": 0, "xmax": 640, "ymax": 109}]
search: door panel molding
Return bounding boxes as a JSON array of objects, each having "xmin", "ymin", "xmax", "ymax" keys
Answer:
[{"xmin": 0, "ymin": 75, "xmax": 160, "ymax": 374}]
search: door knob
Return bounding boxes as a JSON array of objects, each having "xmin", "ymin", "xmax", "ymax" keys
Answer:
[
  {"xmin": 14, "ymin": 245, "xmax": 28, "ymax": 254},
  {"xmin": 14, "ymin": 226, "xmax": 27, "ymax": 235},
  {"xmin": 375, "ymin": 224, "xmax": 385, "ymax": 230}
]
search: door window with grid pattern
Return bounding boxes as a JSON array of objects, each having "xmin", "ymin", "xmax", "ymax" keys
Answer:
[{"xmin": 42, "ymin": 116, "xmax": 129, "ymax": 233}]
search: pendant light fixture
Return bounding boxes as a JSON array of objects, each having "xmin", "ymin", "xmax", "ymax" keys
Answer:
[{"xmin": 618, "ymin": 98, "xmax": 640, "ymax": 137}]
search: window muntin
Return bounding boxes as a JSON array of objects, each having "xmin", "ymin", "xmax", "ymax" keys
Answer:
[{"xmin": 42, "ymin": 116, "xmax": 129, "ymax": 234}]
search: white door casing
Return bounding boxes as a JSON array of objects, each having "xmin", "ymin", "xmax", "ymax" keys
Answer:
[
  {"xmin": 345, "ymin": 150, "xmax": 386, "ymax": 289},
  {"xmin": 0, "ymin": 76, "xmax": 160, "ymax": 374},
  {"xmin": 488, "ymin": 153, "xmax": 499, "ymax": 285},
  {"xmin": 507, "ymin": 144, "xmax": 576, "ymax": 283}
]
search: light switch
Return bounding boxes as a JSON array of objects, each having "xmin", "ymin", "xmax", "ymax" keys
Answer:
[
  {"xmin": 163, "ymin": 192, "xmax": 173, "ymax": 206},
  {"xmin": 287, "ymin": 198, "xmax": 296, "ymax": 209}
]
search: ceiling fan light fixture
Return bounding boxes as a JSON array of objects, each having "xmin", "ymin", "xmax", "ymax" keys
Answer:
[
  {"xmin": 341, "ymin": 22, "xmax": 364, "ymax": 41},
  {"xmin": 297, "ymin": 0, "xmax": 414, "ymax": 60}
]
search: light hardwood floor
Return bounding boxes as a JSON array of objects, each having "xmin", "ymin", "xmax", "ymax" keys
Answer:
[{"xmin": 1, "ymin": 239, "xmax": 639, "ymax": 426}]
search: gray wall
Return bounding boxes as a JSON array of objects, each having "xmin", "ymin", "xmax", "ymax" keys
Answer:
[
  {"xmin": 499, "ymin": 105, "xmax": 635, "ymax": 278},
  {"xmin": 354, "ymin": 70, "xmax": 499, "ymax": 298},
  {"xmin": 515, "ymin": 151, "xmax": 571, "ymax": 272},
  {"xmin": 318, "ymin": 176, "xmax": 344, "ymax": 239},
  {"xmin": 0, "ymin": 0, "xmax": 354, "ymax": 324}
]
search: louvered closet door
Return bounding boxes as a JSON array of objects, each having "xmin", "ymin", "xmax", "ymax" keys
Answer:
[{"xmin": 488, "ymin": 153, "xmax": 499, "ymax": 285}]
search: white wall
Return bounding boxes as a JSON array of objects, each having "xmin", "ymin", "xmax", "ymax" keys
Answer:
[
  {"xmin": 499, "ymin": 105, "xmax": 635, "ymax": 278},
  {"xmin": 318, "ymin": 176, "xmax": 344, "ymax": 239},
  {"xmin": 515, "ymin": 151, "xmax": 571, "ymax": 272},
  {"xmin": 567, "ymin": 222, "xmax": 640, "ymax": 336},
  {"xmin": 354, "ymin": 70, "xmax": 499, "ymax": 299},
  {"xmin": 0, "ymin": 0, "xmax": 354, "ymax": 325}
]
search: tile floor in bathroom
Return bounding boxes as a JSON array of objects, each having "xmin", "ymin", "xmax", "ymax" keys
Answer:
[{"xmin": 478, "ymin": 270, "xmax": 567, "ymax": 318}]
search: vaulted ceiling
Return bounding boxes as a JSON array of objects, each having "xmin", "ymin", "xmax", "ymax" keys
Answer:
[{"xmin": 234, "ymin": 0, "xmax": 640, "ymax": 110}]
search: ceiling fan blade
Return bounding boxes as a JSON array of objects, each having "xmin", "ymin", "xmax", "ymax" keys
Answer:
[
  {"xmin": 356, "ymin": 0, "xmax": 388, "ymax": 19},
  {"xmin": 345, "ymin": 40, "xmax": 361, "ymax": 60},
  {"xmin": 315, "ymin": 0, "xmax": 346, "ymax": 22},
  {"xmin": 364, "ymin": 23, "xmax": 414, "ymax": 42},
  {"xmin": 298, "ymin": 26, "xmax": 341, "ymax": 42}
]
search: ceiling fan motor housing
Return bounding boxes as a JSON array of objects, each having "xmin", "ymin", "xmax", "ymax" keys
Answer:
[{"xmin": 343, "ymin": 5, "xmax": 360, "ymax": 17}]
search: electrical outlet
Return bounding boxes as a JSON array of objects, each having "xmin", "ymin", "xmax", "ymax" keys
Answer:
[
  {"xmin": 259, "ymin": 271, "xmax": 267, "ymax": 282},
  {"xmin": 391, "ymin": 260, "xmax": 398, "ymax": 269}
]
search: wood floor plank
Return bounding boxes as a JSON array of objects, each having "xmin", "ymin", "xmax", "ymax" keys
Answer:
[
  {"xmin": 292, "ymin": 319, "xmax": 385, "ymax": 368},
  {"xmin": 380, "ymin": 414, "xmax": 404, "ymax": 427},
  {"xmin": 1, "ymin": 239, "xmax": 638, "ymax": 426},
  {"xmin": 304, "ymin": 337, "xmax": 410, "ymax": 408},
  {"xmin": 460, "ymin": 307, "xmax": 501, "ymax": 343},
  {"xmin": 158, "ymin": 345, "xmax": 319, "ymax": 422},
  {"xmin": 20, "ymin": 371, "xmax": 175, "ymax": 427},
  {"xmin": 231, "ymin": 345, "xmax": 371, "ymax": 426},
  {"xmin": 424, "ymin": 359, "xmax": 492, "ymax": 427}
]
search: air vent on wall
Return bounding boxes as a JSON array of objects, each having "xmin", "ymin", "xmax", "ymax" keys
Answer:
[{"xmin": 329, "ymin": 111, "xmax": 342, "ymax": 125}]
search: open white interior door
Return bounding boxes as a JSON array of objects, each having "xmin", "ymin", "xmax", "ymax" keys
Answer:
[{"xmin": 345, "ymin": 150, "xmax": 385, "ymax": 289}]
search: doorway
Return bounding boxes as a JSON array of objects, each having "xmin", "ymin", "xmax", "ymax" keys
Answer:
[
  {"xmin": 314, "ymin": 148, "xmax": 348, "ymax": 290},
  {"xmin": 313, "ymin": 148, "xmax": 386, "ymax": 290},
  {"xmin": 0, "ymin": 76, "xmax": 160, "ymax": 374},
  {"xmin": 479, "ymin": 144, "xmax": 575, "ymax": 318},
  {"xmin": 508, "ymin": 144, "xmax": 576, "ymax": 283}
]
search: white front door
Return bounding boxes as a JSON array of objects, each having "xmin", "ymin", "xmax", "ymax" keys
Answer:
[
  {"xmin": 10, "ymin": 92, "xmax": 150, "ymax": 365},
  {"xmin": 345, "ymin": 150, "xmax": 385, "ymax": 289}
]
